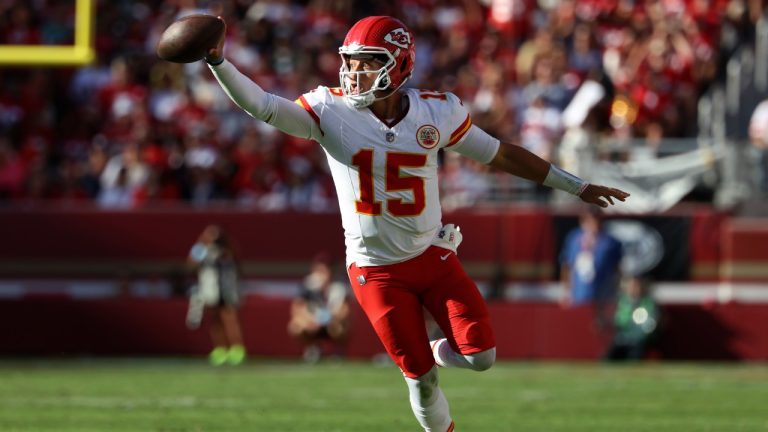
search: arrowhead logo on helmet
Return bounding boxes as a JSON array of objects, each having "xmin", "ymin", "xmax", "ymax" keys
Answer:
[{"xmin": 384, "ymin": 28, "xmax": 411, "ymax": 49}]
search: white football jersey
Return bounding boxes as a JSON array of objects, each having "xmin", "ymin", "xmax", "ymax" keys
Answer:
[{"xmin": 297, "ymin": 86, "xmax": 496, "ymax": 267}]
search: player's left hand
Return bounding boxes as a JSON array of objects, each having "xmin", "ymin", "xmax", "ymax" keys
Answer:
[{"xmin": 579, "ymin": 184, "xmax": 630, "ymax": 208}]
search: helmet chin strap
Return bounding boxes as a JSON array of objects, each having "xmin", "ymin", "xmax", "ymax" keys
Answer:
[
  {"xmin": 344, "ymin": 93, "xmax": 376, "ymax": 109},
  {"xmin": 344, "ymin": 75, "xmax": 411, "ymax": 109}
]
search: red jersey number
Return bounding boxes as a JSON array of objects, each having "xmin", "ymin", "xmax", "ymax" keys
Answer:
[{"xmin": 352, "ymin": 149, "xmax": 427, "ymax": 217}]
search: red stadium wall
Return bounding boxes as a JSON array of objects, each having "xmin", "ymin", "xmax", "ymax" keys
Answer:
[
  {"xmin": 0, "ymin": 206, "xmax": 741, "ymax": 281},
  {"xmin": 1, "ymin": 206, "xmax": 767, "ymax": 360},
  {"xmin": 1, "ymin": 297, "xmax": 766, "ymax": 360},
  {"xmin": 721, "ymin": 218, "xmax": 768, "ymax": 283},
  {"xmin": 0, "ymin": 207, "xmax": 556, "ymax": 280}
]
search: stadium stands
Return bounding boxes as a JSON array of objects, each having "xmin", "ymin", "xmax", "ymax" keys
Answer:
[{"xmin": 0, "ymin": 0, "xmax": 766, "ymax": 208}]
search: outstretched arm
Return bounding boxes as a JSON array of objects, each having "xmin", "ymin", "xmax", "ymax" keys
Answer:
[
  {"xmin": 204, "ymin": 19, "xmax": 319, "ymax": 140},
  {"xmin": 488, "ymin": 141, "xmax": 629, "ymax": 208}
]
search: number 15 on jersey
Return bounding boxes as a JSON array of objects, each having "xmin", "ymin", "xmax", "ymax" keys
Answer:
[{"xmin": 352, "ymin": 149, "xmax": 428, "ymax": 217}]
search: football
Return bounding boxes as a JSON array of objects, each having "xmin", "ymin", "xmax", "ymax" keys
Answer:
[{"xmin": 156, "ymin": 14, "xmax": 224, "ymax": 63}]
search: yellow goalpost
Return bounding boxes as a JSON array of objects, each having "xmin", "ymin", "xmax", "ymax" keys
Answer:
[{"xmin": 0, "ymin": 0, "xmax": 95, "ymax": 66}]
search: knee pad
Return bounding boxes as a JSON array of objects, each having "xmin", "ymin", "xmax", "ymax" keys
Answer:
[{"xmin": 465, "ymin": 347, "xmax": 496, "ymax": 371}]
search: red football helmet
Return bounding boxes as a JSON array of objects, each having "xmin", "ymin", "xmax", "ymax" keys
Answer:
[{"xmin": 338, "ymin": 16, "xmax": 416, "ymax": 108}]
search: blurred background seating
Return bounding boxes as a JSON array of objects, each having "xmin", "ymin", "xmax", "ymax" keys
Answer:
[{"xmin": 0, "ymin": 0, "xmax": 765, "ymax": 210}]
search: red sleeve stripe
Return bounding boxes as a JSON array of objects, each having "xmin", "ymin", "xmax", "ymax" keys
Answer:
[
  {"xmin": 297, "ymin": 96, "xmax": 320, "ymax": 125},
  {"xmin": 296, "ymin": 96, "xmax": 324, "ymax": 135},
  {"xmin": 447, "ymin": 114, "xmax": 472, "ymax": 147}
]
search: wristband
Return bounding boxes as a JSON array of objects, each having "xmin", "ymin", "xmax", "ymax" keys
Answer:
[
  {"xmin": 205, "ymin": 56, "xmax": 224, "ymax": 66},
  {"xmin": 543, "ymin": 165, "xmax": 588, "ymax": 196}
]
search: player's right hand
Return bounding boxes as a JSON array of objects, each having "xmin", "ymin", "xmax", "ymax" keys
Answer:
[{"xmin": 205, "ymin": 16, "xmax": 227, "ymax": 63}]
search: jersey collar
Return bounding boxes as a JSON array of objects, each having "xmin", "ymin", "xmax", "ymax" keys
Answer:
[{"xmin": 368, "ymin": 93, "xmax": 410, "ymax": 129}]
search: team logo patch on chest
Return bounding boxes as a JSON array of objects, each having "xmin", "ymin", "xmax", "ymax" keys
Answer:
[{"xmin": 416, "ymin": 125, "xmax": 440, "ymax": 149}]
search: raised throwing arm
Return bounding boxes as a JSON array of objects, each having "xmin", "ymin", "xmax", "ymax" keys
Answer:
[{"xmin": 205, "ymin": 19, "xmax": 321, "ymax": 141}]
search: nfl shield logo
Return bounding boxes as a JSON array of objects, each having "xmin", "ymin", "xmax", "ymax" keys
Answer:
[{"xmin": 386, "ymin": 131, "xmax": 395, "ymax": 142}]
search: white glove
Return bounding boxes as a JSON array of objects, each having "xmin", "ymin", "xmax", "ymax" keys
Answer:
[{"xmin": 431, "ymin": 224, "xmax": 463, "ymax": 254}]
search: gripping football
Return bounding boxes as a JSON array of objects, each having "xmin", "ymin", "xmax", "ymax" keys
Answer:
[{"xmin": 156, "ymin": 14, "xmax": 224, "ymax": 63}]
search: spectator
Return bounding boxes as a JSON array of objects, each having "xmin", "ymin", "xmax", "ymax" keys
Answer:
[
  {"xmin": 1, "ymin": 3, "xmax": 40, "ymax": 45},
  {"xmin": 568, "ymin": 23, "xmax": 603, "ymax": 79},
  {"xmin": 287, "ymin": 253, "xmax": 351, "ymax": 363},
  {"xmin": 0, "ymin": 138, "xmax": 26, "ymax": 199},
  {"xmin": 186, "ymin": 224, "xmax": 247, "ymax": 366},
  {"xmin": 0, "ymin": 0, "xmax": 755, "ymax": 207},
  {"xmin": 516, "ymin": 28, "xmax": 554, "ymax": 86},
  {"xmin": 181, "ymin": 132, "xmax": 221, "ymax": 204},
  {"xmin": 523, "ymin": 54, "xmax": 571, "ymax": 111},
  {"xmin": 558, "ymin": 77, "xmax": 610, "ymax": 185},
  {"xmin": 77, "ymin": 137, "xmax": 108, "ymax": 199},
  {"xmin": 604, "ymin": 275, "xmax": 661, "ymax": 361},
  {"xmin": 97, "ymin": 142, "xmax": 149, "ymax": 208},
  {"xmin": 749, "ymin": 98, "xmax": 768, "ymax": 197},
  {"xmin": 560, "ymin": 208, "xmax": 623, "ymax": 328},
  {"xmin": 519, "ymin": 92, "xmax": 564, "ymax": 201}
]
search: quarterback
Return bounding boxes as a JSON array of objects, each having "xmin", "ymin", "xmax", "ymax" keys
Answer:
[{"xmin": 204, "ymin": 16, "xmax": 628, "ymax": 431}]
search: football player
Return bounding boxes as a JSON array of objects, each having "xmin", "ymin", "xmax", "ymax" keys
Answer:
[{"xmin": 203, "ymin": 16, "xmax": 629, "ymax": 431}]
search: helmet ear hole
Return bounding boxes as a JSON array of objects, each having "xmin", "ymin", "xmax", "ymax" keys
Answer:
[{"xmin": 400, "ymin": 58, "xmax": 409, "ymax": 73}]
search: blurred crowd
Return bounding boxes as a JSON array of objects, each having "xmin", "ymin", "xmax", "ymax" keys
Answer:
[{"xmin": 0, "ymin": 0, "xmax": 764, "ymax": 210}]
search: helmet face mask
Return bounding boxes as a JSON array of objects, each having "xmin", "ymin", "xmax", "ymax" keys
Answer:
[
  {"xmin": 338, "ymin": 16, "xmax": 415, "ymax": 109},
  {"xmin": 338, "ymin": 48, "xmax": 396, "ymax": 109}
]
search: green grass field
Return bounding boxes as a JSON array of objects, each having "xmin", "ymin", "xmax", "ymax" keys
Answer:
[{"xmin": 0, "ymin": 359, "xmax": 766, "ymax": 432}]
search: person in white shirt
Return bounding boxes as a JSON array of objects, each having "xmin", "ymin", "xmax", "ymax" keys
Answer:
[
  {"xmin": 201, "ymin": 15, "xmax": 629, "ymax": 431},
  {"xmin": 749, "ymin": 99, "xmax": 768, "ymax": 197}
]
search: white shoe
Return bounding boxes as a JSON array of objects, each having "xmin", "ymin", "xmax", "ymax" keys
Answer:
[{"xmin": 430, "ymin": 339, "xmax": 447, "ymax": 368}]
